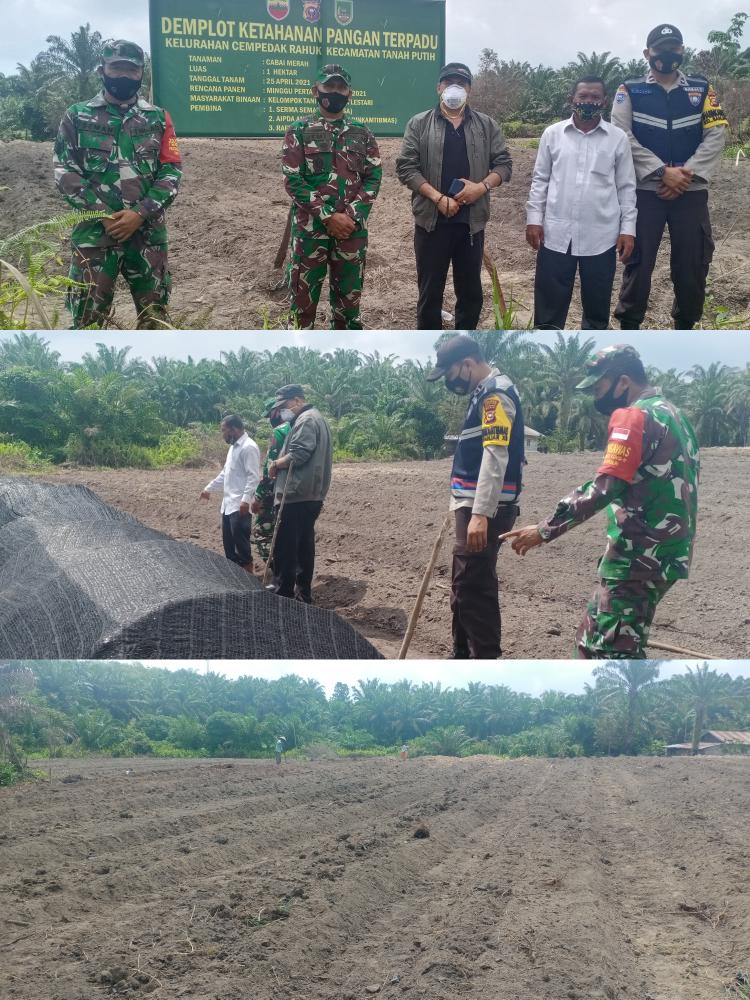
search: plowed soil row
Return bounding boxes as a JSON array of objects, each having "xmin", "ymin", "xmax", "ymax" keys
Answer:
[
  {"xmin": 1, "ymin": 755, "xmax": 748, "ymax": 1000},
  {"xmin": 43, "ymin": 447, "xmax": 750, "ymax": 659},
  {"xmin": 2, "ymin": 137, "xmax": 748, "ymax": 329}
]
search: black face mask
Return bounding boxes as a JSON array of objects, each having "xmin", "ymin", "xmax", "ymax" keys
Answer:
[
  {"xmin": 649, "ymin": 51, "xmax": 683, "ymax": 74},
  {"xmin": 269, "ymin": 415, "xmax": 283, "ymax": 428},
  {"xmin": 103, "ymin": 72, "xmax": 142, "ymax": 102},
  {"xmin": 316, "ymin": 91, "xmax": 349, "ymax": 114},
  {"xmin": 445, "ymin": 365, "xmax": 472, "ymax": 396},
  {"xmin": 594, "ymin": 380, "xmax": 629, "ymax": 417}
]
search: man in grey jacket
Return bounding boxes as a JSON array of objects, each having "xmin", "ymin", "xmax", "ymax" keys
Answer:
[
  {"xmin": 268, "ymin": 384, "xmax": 333, "ymax": 603},
  {"xmin": 396, "ymin": 62, "xmax": 512, "ymax": 330}
]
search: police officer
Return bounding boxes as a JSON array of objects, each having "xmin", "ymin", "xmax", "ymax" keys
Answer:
[
  {"xmin": 612, "ymin": 24, "xmax": 729, "ymax": 330},
  {"xmin": 53, "ymin": 40, "xmax": 182, "ymax": 329},
  {"xmin": 501, "ymin": 345, "xmax": 700, "ymax": 659},
  {"xmin": 426, "ymin": 335, "xmax": 524, "ymax": 659},
  {"xmin": 281, "ymin": 64, "xmax": 382, "ymax": 330}
]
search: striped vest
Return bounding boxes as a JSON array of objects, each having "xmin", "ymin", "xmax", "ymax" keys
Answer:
[
  {"xmin": 624, "ymin": 76, "xmax": 707, "ymax": 167},
  {"xmin": 451, "ymin": 373, "xmax": 524, "ymax": 504}
]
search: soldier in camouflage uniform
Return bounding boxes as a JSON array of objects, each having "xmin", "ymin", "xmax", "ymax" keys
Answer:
[
  {"xmin": 502, "ymin": 345, "xmax": 700, "ymax": 658},
  {"xmin": 53, "ymin": 40, "xmax": 182, "ymax": 329},
  {"xmin": 251, "ymin": 398, "xmax": 292, "ymax": 562},
  {"xmin": 281, "ymin": 64, "xmax": 382, "ymax": 330}
]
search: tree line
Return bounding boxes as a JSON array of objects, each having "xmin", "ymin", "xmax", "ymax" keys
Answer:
[
  {"xmin": 1, "ymin": 660, "xmax": 748, "ymax": 784},
  {"xmin": 0, "ymin": 24, "xmax": 152, "ymax": 141},
  {"xmin": 471, "ymin": 13, "xmax": 750, "ymax": 144},
  {"xmin": 2, "ymin": 17, "xmax": 748, "ymax": 143},
  {"xmin": 0, "ymin": 332, "xmax": 748, "ymax": 470}
]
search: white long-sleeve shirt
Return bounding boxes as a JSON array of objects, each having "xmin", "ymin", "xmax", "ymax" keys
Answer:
[
  {"xmin": 526, "ymin": 116, "xmax": 637, "ymax": 257},
  {"xmin": 204, "ymin": 432, "xmax": 261, "ymax": 515}
]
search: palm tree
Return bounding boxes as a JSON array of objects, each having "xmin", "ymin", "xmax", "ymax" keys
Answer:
[
  {"xmin": 0, "ymin": 664, "xmax": 36, "ymax": 774},
  {"xmin": 686, "ymin": 363, "xmax": 734, "ymax": 446},
  {"xmin": 565, "ymin": 52, "xmax": 625, "ymax": 96},
  {"xmin": 728, "ymin": 365, "xmax": 750, "ymax": 446},
  {"xmin": 537, "ymin": 332, "xmax": 596, "ymax": 436},
  {"xmin": 593, "ymin": 660, "xmax": 661, "ymax": 754},
  {"xmin": 40, "ymin": 24, "xmax": 104, "ymax": 101},
  {"xmin": 77, "ymin": 343, "xmax": 150, "ymax": 379},
  {"xmin": 0, "ymin": 332, "xmax": 62, "ymax": 371},
  {"xmin": 620, "ymin": 58, "xmax": 648, "ymax": 80},
  {"xmin": 670, "ymin": 664, "xmax": 747, "ymax": 754}
]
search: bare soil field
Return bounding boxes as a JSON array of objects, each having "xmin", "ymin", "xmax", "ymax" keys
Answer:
[
  {"xmin": 1, "ymin": 137, "xmax": 749, "ymax": 329},
  {"xmin": 42, "ymin": 448, "xmax": 750, "ymax": 659},
  {"xmin": 1, "ymin": 754, "xmax": 748, "ymax": 1000}
]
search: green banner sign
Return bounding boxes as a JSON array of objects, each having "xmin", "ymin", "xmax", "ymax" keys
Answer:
[{"xmin": 149, "ymin": 0, "xmax": 446, "ymax": 137}]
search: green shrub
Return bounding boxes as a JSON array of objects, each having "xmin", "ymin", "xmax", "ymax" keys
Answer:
[
  {"xmin": 0, "ymin": 440, "xmax": 52, "ymax": 470},
  {"xmin": 503, "ymin": 120, "xmax": 547, "ymax": 138},
  {"xmin": 148, "ymin": 428, "xmax": 202, "ymax": 467},
  {"xmin": 0, "ymin": 760, "xmax": 22, "ymax": 786}
]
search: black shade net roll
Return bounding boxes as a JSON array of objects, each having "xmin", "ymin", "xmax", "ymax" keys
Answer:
[{"xmin": 0, "ymin": 478, "xmax": 382, "ymax": 660}]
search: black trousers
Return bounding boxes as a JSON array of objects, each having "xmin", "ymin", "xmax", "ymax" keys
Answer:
[
  {"xmin": 274, "ymin": 500, "xmax": 323, "ymax": 601},
  {"xmin": 222, "ymin": 510, "xmax": 252, "ymax": 566},
  {"xmin": 614, "ymin": 189, "xmax": 714, "ymax": 330},
  {"xmin": 450, "ymin": 503, "xmax": 519, "ymax": 659},
  {"xmin": 414, "ymin": 223, "xmax": 485, "ymax": 329},
  {"xmin": 533, "ymin": 243, "xmax": 617, "ymax": 330}
]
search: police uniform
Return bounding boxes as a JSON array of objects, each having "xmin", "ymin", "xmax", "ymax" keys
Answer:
[
  {"xmin": 448, "ymin": 369, "xmax": 525, "ymax": 659},
  {"xmin": 538, "ymin": 346, "xmax": 700, "ymax": 659},
  {"xmin": 281, "ymin": 64, "xmax": 382, "ymax": 330},
  {"xmin": 53, "ymin": 40, "xmax": 182, "ymax": 329},
  {"xmin": 611, "ymin": 28, "xmax": 728, "ymax": 329}
]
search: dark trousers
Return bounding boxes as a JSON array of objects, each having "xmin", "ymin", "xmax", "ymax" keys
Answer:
[
  {"xmin": 614, "ymin": 189, "xmax": 714, "ymax": 330},
  {"xmin": 222, "ymin": 510, "xmax": 252, "ymax": 566},
  {"xmin": 414, "ymin": 223, "xmax": 485, "ymax": 329},
  {"xmin": 534, "ymin": 243, "xmax": 617, "ymax": 330},
  {"xmin": 274, "ymin": 500, "xmax": 323, "ymax": 600},
  {"xmin": 450, "ymin": 503, "xmax": 519, "ymax": 659}
]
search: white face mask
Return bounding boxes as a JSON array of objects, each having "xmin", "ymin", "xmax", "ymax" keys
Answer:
[
  {"xmin": 280, "ymin": 408, "xmax": 295, "ymax": 422},
  {"xmin": 441, "ymin": 84, "xmax": 467, "ymax": 110}
]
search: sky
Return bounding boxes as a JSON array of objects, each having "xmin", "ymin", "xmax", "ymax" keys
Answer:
[
  {"xmin": 11, "ymin": 329, "xmax": 750, "ymax": 371},
  {"xmin": 142, "ymin": 659, "xmax": 748, "ymax": 696},
  {"xmin": 3, "ymin": 0, "xmax": 745, "ymax": 77}
]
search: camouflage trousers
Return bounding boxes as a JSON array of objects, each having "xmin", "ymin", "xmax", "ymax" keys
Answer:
[
  {"xmin": 67, "ymin": 232, "xmax": 172, "ymax": 329},
  {"xmin": 252, "ymin": 502, "xmax": 276, "ymax": 562},
  {"xmin": 575, "ymin": 578, "xmax": 675, "ymax": 659},
  {"xmin": 287, "ymin": 227, "xmax": 367, "ymax": 330}
]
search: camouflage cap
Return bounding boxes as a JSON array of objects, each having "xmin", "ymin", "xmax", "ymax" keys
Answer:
[
  {"xmin": 101, "ymin": 40, "xmax": 145, "ymax": 68},
  {"xmin": 576, "ymin": 344, "xmax": 643, "ymax": 390},
  {"xmin": 316, "ymin": 63, "xmax": 351, "ymax": 86},
  {"xmin": 262, "ymin": 396, "xmax": 280, "ymax": 417}
]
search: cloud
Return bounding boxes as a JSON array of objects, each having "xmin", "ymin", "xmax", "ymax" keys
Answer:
[{"xmin": 4, "ymin": 0, "xmax": 745, "ymax": 75}]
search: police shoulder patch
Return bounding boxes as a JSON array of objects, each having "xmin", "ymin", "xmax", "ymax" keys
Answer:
[{"xmin": 481, "ymin": 393, "xmax": 511, "ymax": 447}]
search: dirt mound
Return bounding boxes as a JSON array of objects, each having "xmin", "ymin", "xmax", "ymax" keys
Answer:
[
  {"xmin": 39, "ymin": 447, "xmax": 750, "ymax": 659},
  {"xmin": 2, "ymin": 136, "xmax": 748, "ymax": 329},
  {"xmin": 1, "ymin": 754, "xmax": 748, "ymax": 1000}
]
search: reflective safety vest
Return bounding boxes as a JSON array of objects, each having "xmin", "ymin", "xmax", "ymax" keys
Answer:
[
  {"xmin": 623, "ymin": 76, "xmax": 708, "ymax": 166},
  {"xmin": 450, "ymin": 374, "xmax": 525, "ymax": 505}
]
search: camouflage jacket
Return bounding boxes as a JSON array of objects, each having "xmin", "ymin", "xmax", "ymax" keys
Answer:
[
  {"xmin": 282, "ymin": 113, "xmax": 382, "ymax": 236},
  {"xmin": 53, "ymin": 93, "xmax": 182, "ymax": 248},
  {"xmin": 538, "ymin": 391, "xmax": 700, "ymax": 582},
  {"xmin": 255, "ymin": 423, "xmax": 291, "ymax": 504}
]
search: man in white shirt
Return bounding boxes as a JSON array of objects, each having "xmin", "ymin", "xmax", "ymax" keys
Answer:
[
  {"xmin": 200, "ymin": 414, "xmax": 261, "ymax": 572},
  {"xmin": 526, "ymin": 76, "xmax": 637, "ymax": 330}
]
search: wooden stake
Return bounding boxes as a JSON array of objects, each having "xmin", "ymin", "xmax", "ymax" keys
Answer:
[
  {"xmin": 398, "ymin": 512, "xmax": 452, "ymax": 660},
  {"xmin": 647, "ymin": 638, "xmax": 715, "ymax": 660}
]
